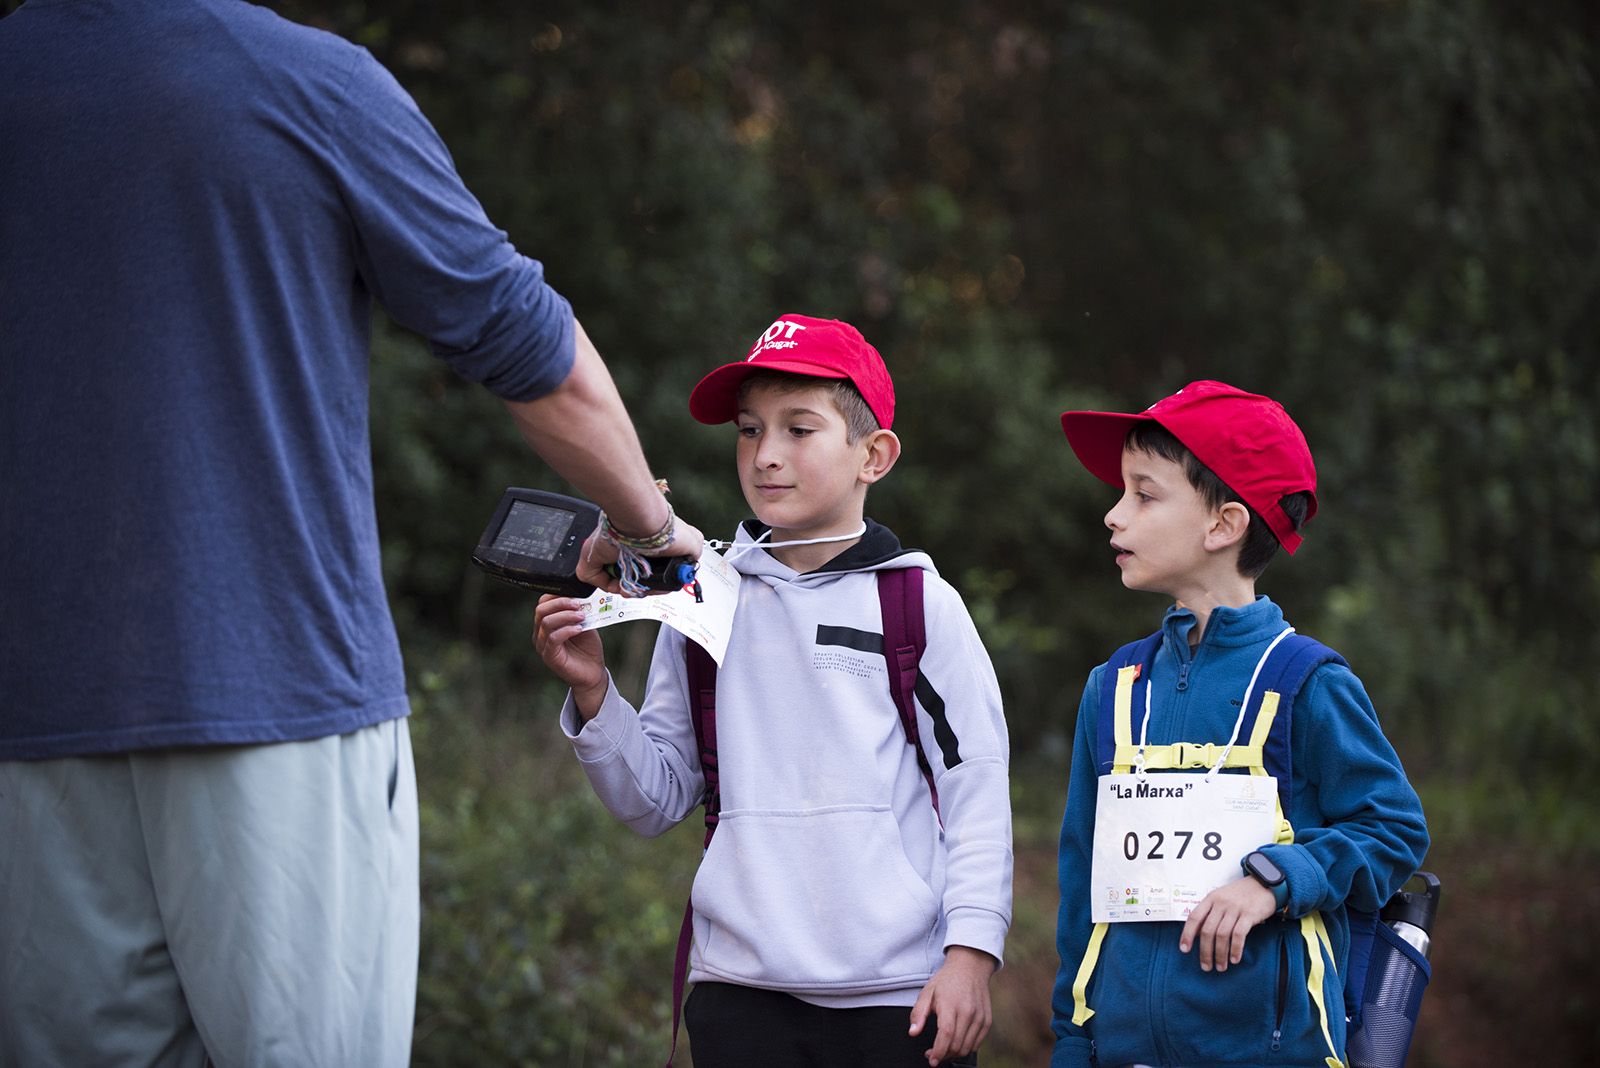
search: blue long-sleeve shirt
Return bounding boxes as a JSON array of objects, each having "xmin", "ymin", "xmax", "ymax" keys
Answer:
[
  {"xmin": 1051, "ymin": 597, "xmax": 1428, "ymax": 1068},
  {"xmin": 0, "ymin": 0, "xmax": 574, "ymax": 758}
]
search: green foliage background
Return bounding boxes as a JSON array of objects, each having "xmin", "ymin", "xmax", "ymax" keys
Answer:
[
  {"xmin": 337, "ymin": 1, "xmax": 1600, "ymax": 1063},
  {"xmin": 38, "ymin": 0, "xmax": 1600, "ymax": 1062},
  {"xmin": 341, "ymin": 0, "xmax": 1600, "ymax": 785}
]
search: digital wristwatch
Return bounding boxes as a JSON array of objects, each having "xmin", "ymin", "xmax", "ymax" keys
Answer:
[{"xmin": 1241, "ymin": 850, "xmax": 1285, "ymax": 889}]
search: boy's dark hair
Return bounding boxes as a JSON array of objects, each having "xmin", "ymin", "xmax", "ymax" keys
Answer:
[
  {"xmin": 737, "ymin": 369, "xmax": 881, "ymax": 443},
  {"xmin": 1126, "ymin": 422, "xmax": 1312, "ymax": 579}
]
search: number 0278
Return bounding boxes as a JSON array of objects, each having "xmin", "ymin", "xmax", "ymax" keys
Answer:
[{"xmin": 1121, "ymin": 829, "xmax": 1224, "ymax": 862}]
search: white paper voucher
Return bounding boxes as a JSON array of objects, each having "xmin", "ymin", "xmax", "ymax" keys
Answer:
[{"xmin": 575, "ymin": 548, "xmax": 741, "ymax": 664}]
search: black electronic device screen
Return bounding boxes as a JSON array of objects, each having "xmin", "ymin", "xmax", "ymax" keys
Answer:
[
  {"xmin": 471, "ymin": 486, "xmax": 694, "ymax": 597},
  {"xmin": 472, "ymin": 488, "xmax": 599, "ymax": 596},
  {"xmin": 493, "ymin": 500, "xmax": 576, "ymax": 561}
]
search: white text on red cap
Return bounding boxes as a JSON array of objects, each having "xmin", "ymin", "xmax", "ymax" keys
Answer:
[{"xmin": 746, "ymin": 318, "xmax": 808, "ymax": 361}]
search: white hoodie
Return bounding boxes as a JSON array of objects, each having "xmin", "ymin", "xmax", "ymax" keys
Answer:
[{"xmin": 560, "ymin": 520, "xmax": 1013, "ymax": 1006}]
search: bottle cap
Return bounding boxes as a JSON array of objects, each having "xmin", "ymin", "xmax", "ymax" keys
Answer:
[{"xmin": 1381, "ymin": 871, "xmax": 1441, "ymax": 933}]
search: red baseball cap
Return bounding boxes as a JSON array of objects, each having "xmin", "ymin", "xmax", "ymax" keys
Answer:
[
  {"xmin": 1060, "ymin": 380, "xmax": 1318, "ymax": 553},
  {"xmin": 688, "ymin": 314, "xmax": 895, "ymax": 430}
]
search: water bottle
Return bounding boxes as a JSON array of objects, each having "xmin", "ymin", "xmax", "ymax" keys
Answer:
[
  {"xmin": 1385, "ymin": 893, "xmax": 1434, "ymax": 958},
  {"xmin": 1346, "ymin": 871, "xmax": 1441, "ymax": 1068}
]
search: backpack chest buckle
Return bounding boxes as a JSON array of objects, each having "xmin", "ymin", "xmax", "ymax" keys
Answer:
[{"xmin": 1173, "ymin": 741, "xmax": 1221, "ymax": 768}]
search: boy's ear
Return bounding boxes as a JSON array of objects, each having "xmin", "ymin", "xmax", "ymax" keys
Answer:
[
  {"xmin": 857, "ymin": 429, "xmax": 901, "ymax": 485},
  {"xmin": 1205, "ymin": 501, "xmax": 1251, "ymax": 554}
]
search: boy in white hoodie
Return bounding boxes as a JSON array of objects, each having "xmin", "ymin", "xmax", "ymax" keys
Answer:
[{"xmin": 533, "ymin": 314, "xmax": 1013, "ymax": 1068}]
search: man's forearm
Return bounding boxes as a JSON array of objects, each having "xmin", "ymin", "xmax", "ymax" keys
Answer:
[{"xmin": 502, "ymin": 318, "xmax": 671, "ymax": 538}]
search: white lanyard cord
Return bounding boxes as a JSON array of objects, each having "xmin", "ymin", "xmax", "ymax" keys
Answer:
[
  {"xmin": 706, "ymin": 524, "xmax": 867, "ymax": 553},
  {"xmin": 1134, "ymin": 625, "xmax": 1296, "ymax": 780},
  {"xmin": 1209, "ymin": 626, "xmax": 1296, "ymax": 780},
  {"xmin": 1135, "ymin": 676, "xmax": 1154, "ymax": 777}
]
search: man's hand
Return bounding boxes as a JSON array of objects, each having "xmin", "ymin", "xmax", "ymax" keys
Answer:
[
  {"xmin": 908, "ymin": 945, "xmax": 996, "ymax": 1066},
  {"xmin": 574, "ymin": 517, "xmax": 705, "ymax": 595},
  {"xmin": 1179, "ymin": 876, "xmax": 1277, "ymax": 972},
  {"xmin": 532, "ymin": 595, "xmax": 608, "ymax": 719}
]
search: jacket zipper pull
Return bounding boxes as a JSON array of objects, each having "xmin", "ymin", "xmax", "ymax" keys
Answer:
[
  {"xmin": 1271, "ymin": 1028, "xmax": 1282, "ymax": 1053},
  {"xmin": 1176, "ymin": 661, "xmax": 1191, "ymax": 691}
]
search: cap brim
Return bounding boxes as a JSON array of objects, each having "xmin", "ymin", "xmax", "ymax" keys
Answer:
[
  {"xmin": 688, "ymin": 359, "xmax": 852, "ymax": 425},
  {"xmin": 1060, "ymin": 410, "xmax": 1149, "ymax": 487}
]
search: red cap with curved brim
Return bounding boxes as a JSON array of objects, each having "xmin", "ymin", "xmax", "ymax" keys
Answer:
[
  {"xmin": 689, "ymin": 314, "xmax": 895, "ymax": 430},
  {"xmin": 1060, "ymin": 380, "xmax": 1318, "ymax": 553}
]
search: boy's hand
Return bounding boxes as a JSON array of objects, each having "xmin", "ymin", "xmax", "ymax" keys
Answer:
[
  {"xmin": 908, "ymin": 945, "xmax": 996, "ymax": 1066},
  {"xmin": 1179, "ymin": 876, "xmax": 1277, "ymax": 972},
  {"xmin": 532, "ymin": 595, "xmax": 608, "ymax": 719}
]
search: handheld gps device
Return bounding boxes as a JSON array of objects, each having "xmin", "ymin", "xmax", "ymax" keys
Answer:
[{"xmin": 470, "ymin": 487, "xmax": 695, "ymax": 596}]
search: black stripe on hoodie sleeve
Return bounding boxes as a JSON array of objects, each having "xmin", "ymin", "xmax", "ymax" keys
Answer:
[{"xmin": 914, "ymin": 674, "xmax": 962, "ymax": 768}]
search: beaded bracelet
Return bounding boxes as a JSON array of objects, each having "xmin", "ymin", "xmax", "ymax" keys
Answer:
[{"xmin": 600, "ymin": 479, "xmax": 675, "ymax": 597}]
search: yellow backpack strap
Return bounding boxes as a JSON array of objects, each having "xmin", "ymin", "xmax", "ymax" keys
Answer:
[
  {"xmin": 1111, "ymin": 740, "xmax": 1265, "ymax": 770},
  {"xmin": 1248, "ymin": 689, "xmax": 1281, "ymax": 754},
  {"xmin": 1246, "ymin": 690, "xmax": 1299, "ymax": 845},
  {"xmin": 1070, "ymin": 921, "xmax": 1109, "ymax": 1025},
  {"xmin": 1071, "ymin": 664, "xmax": 1141, "ymax": 1025},
  {"xmin": 1254, "ymin": 686, "xmax": 1341, "ymax": 1063},
  {"xmin": 1110, "ymin": 664, "xmax": 1138, "ymax": 773},
  {"xmin": 1117, "ymin": 686, "xmax": 1286, "ymax": 774},
  {"xmin": 1299, "ymin": 911, "xmax": 1346, "ymax": 1068}
]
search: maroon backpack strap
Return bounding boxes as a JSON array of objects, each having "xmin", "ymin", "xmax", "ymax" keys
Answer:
[
  {"xmin": 665, "ymin": 569, "xmax": 932, "ymax": 1064},
  {"xmin": 683, "ymin": 640, "xmax": 721, "ymax": 846},
  {"xmin": 878, "ymin": 567, "xmax": 940, "ymax": 822},
  {"xmin": 667, "ymin": 640, "xmax": 719, "ymax": 1067}
]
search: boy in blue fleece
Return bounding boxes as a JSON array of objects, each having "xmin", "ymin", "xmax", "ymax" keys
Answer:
[{"xmin": 1051, "ymin": 381, "xmax": 1428, "ymax": 1068}]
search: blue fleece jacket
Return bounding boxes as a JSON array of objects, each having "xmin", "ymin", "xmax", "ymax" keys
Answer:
[{"xmin": 1051, "ymin": 597, "xmax": 1428, "ymax": 1068}]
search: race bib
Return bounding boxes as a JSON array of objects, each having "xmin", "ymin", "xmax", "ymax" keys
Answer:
[{"xmin": 1090, "ymin": 772, "xmax": 1277, "ymax": 923}]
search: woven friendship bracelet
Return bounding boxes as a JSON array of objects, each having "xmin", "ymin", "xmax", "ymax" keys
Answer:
[
  {"xmin": 599, "ymin": 480, "xmax": 676, "ymax": 595},
  {"xmin": 599, "ymin": 478, "xmax": 675, "ymax": 552}
]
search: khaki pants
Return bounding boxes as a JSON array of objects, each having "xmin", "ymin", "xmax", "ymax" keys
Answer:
[{"xmin": 0, "ymin": 718, "xmax": 418, "ymax": 1068}]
